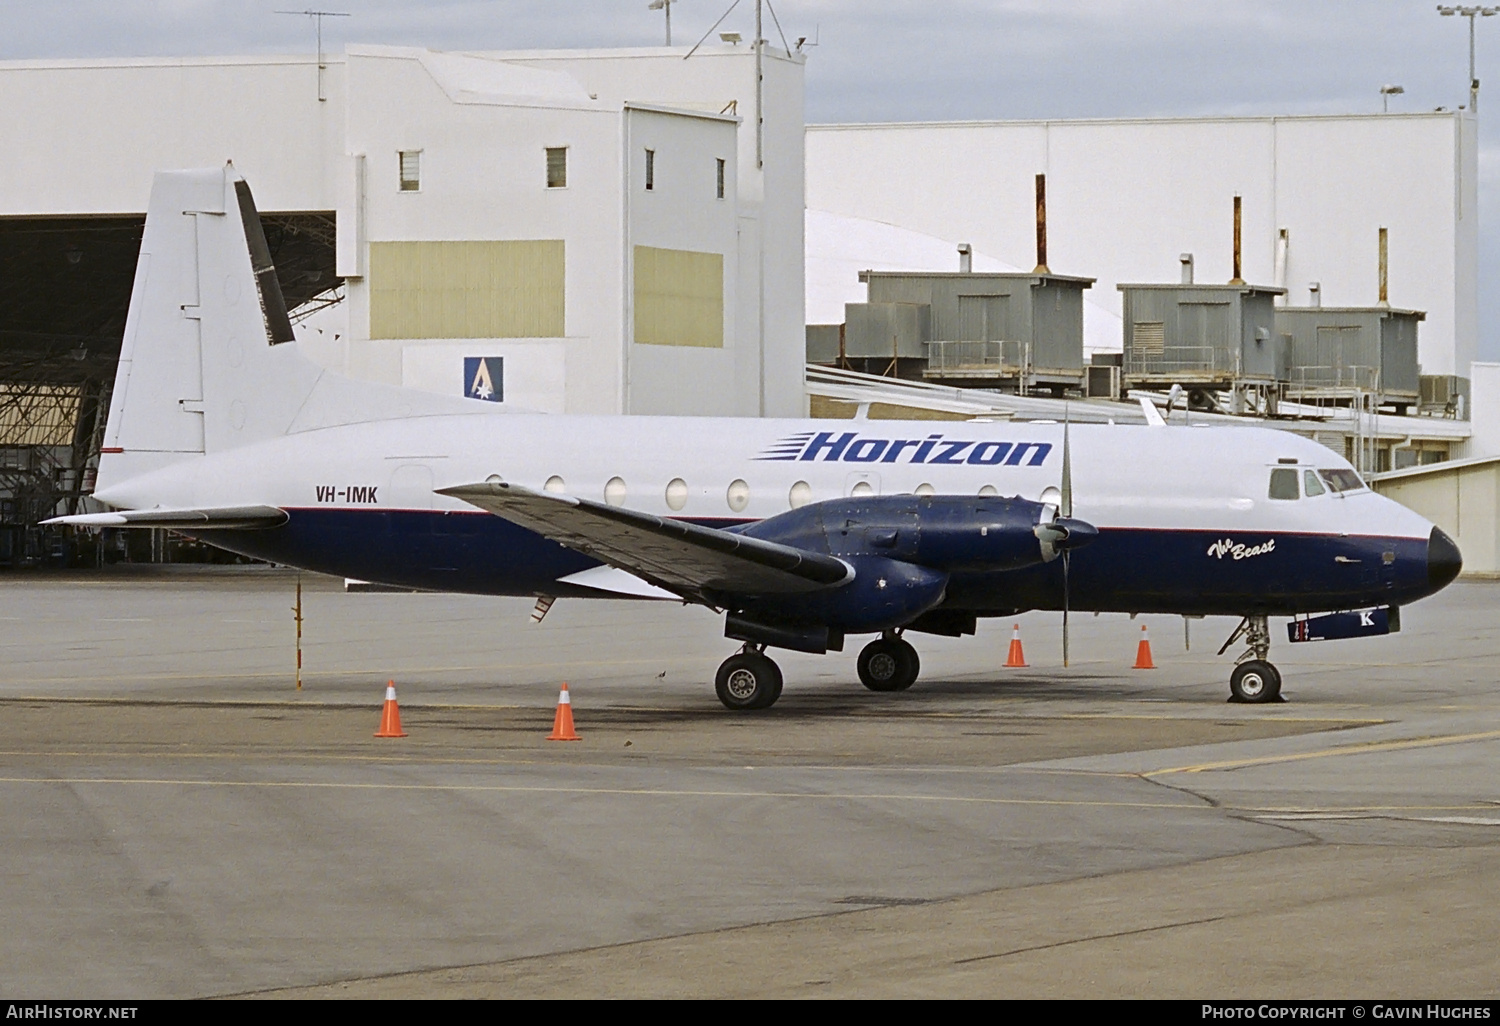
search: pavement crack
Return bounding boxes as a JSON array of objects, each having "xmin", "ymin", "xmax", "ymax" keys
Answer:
[{"xmin": 951, "ymin": 914, "xmax": 1228, "ymax": 965}]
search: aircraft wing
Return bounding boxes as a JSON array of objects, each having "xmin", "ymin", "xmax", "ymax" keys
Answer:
[
  {"xmin": 439, "ymin": 481, "xmax": 851, "ymax": 602},
  {"xmin": 42, "ymin": 506, "xmax": 289, "ymax": 530}
]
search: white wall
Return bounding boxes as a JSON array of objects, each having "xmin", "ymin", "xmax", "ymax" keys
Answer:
[
  {"xmin": 340, "ymin": 46, "xmax": 625, "ymax": 413},
  {"xmin": 623, "ymin": 105, "xmax": 742, "ymax": 416},
  {"xmin": 1466, "ymin": 362, "xmax": 1500, "ymax": 459},
  {"xmin": 513, "ymin": 46, "xmax": 808, "ymax": 417},
  {"xmin": 806, "ymin": 113, "xmax": 1476, "ymax": 378},
  {"xmin": 0, "ymin": 44, "xmax": 807, "ymax": 419},
  {"xmin": 0, "ymin": 54, "xmax": 343, "ymax": 214}
]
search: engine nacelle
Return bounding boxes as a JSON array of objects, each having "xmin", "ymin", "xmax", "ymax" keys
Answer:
[
  {"xmin": 721, "ymin": 554, "xmax": 950, "ymax": 635},
  {"xmin": 741, "ymin": 493, "xmax": 1089, "ymax": 573}
]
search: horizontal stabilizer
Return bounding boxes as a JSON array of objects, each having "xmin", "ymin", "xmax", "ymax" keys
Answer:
[
  {"xmin": 43, "ymin": 505, "xmax": 288, "ymax": 530},
  {"xmin": 438, "ymin": 481, "xmax": 851, "ymax": 603}
]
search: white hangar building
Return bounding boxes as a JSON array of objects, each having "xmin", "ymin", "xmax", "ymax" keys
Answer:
[
  {"xmin": 0, "ymin": 42, "xmax": 808, "ymax": 418},
  {"xmin": 805, "ymin": 113, "xmax": 1479, "ymax": 379}
]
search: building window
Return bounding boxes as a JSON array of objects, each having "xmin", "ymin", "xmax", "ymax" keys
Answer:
[
  {"xmin": 645, "ymin": 149, "xmax": 655, "ymax": 191},
  {"xmin": 399, "ymin": 150, "xmax": 421, "ymax": 192},
  {"xmin": 716, "ymin": 158, "xmax": 725, "ymax": 199},
  {"xmin": 546, "ymin": 147, "xmax": 567, "ymax": 189}
]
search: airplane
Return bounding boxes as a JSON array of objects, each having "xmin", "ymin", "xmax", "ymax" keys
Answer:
[{"xmin": 47, "ymin": 166, "xmax": 1464, "ymax": 710}]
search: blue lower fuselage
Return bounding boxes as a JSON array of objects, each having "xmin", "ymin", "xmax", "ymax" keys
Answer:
[{"xmin": 192, "ymin": 508, "xmax": 1453, "ymax": 619}]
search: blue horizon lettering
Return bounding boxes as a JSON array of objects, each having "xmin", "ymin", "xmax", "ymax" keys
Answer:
[
  {"xmin": 845, "ymin": 438, "xmax": 888, "ymax": 462},
  {"xmin": 800, "ymin": 431, "xmax": 857, "ymax": 461},
  {"xmin": 967, "ymin": 441, "xmax": 1013, "ymax": 465},
  {"xmin": 779, "ymin": 432, "xmax": 1054, "ymax": 467},
  {"xmin": 928, "ymin": 440, "xmax": 975, "ymax": 465},
  {"xmin": 1006, "ymin": 441, "xmax": 1052, "ymax": 466}
]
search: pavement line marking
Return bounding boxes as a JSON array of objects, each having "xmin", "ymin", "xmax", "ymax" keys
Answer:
[
  {"xmin": 0, "ymin": 696, "xmax": 1381, "ymax": 725},
  {"xmin": 1256, "ymin": 813, "xmax": 1500, "ymax": 826},
  {"xmin": 1144, "ymin": 728, "xmax": 1500, "ymax": 776},
  {"xmin": 0, "ymin": 776, "xmax": 1208, "ymax": 809},
  {"xmin": 952, "ymin": 914, "xmax": 1228, "ymax": 964}
]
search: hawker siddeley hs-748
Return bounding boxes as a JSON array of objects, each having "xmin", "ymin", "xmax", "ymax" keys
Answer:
[{"xmin": 48, "ymin": 168, "xmax": 1464, "ymax": 709}]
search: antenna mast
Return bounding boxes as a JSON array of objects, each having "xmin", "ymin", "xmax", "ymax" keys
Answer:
[
  {"xmin": 648, "ymin": 1, "xmax": 679, "ymax": 46},
  {"xmin": 277, "ymin": 9, "xmax": 351, "ymax": 102}
]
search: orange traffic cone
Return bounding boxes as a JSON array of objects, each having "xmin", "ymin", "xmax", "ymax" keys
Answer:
[
  {"xmin": 1133, "ymin": 624, "xmax": 1156, "ymax": 670},
  {"xmin": 374, "ymin": 680, "xmax": 408, "ymax": 737},
  {"xmin": 1004, "ymin": 623, "xmax": 1028, "ymax": 667},
  {"xmin": 547, "ymin": 683, "xmax": 580, "ymax": 741}
]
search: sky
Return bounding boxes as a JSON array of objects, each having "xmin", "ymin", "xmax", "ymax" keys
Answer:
[{"xmin": 4, "ymin": 0, "xmax": 1498, "ymax": 358}]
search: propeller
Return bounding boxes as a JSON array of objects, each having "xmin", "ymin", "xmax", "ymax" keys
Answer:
[{"xmin": 1031, "ymin": 408, "xmax": 1098, "ymax": 667}]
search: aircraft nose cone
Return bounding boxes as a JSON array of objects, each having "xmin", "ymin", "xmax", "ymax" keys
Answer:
[{"xmin": 1428, "ymin": 526, "xmax": 1462, "ymax": 590}]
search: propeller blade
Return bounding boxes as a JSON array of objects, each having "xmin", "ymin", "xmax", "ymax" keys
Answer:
[{"xmin": 1061, "ymin": 405, "xmax": 1073, "ymax": 519}]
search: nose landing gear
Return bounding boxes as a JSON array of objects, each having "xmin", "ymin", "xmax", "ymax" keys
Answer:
[{"xmin": 1219, "ymin": 615, "xmax": 1283, "ymax": 703}]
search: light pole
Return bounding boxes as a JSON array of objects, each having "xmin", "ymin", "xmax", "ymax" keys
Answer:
[
  {"xmin": 1437, "ymin": 5, "xmax": 1499, "ymax": 112},
  {"xmin": 1380, "ymin": 83, "xmax": 1405, "ymax": 112},
  {"xmin": 649, "ymin": 0, "xmax": 678, "ymax": 46}
]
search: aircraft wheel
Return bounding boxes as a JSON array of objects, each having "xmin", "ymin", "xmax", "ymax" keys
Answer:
[
  {"xmin": 1229, "ymin": 660, "xmax": 1282, "ymax": 703},
  {"xmin": 715, "ymin": 652, "xmax": 784, "ymax": 711},
  {"xmin": 857, "ymin": 638, "xmax": 920, "ymax": 692}
]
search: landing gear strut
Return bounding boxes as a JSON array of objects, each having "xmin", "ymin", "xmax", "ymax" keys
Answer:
[
  {"xmin": 714, "ymin": 644, "xmax": 783, "ymax": 710},
  {"xmin": 1218, "ymin": 615, "xmax": 1283, "ymax": 703},
  {"xmin": 857, "ymin": 632, "xmax": 921, "ymax": 692}
]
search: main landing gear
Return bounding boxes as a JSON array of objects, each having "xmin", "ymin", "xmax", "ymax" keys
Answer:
[
  {"xmin": 712, "ymin": 631, "xmax": 926, "ymax": 710},
  {"xmin": 1219, "ymin": 615, "xmax": 1283, "ymax": 703},
  {"xmin": 857, "ymin": 632, "xmax": 920, "ymax": 693},
  {"xmin": 714, "ymin": 644, "xmax": 783, "ymax": 711}
]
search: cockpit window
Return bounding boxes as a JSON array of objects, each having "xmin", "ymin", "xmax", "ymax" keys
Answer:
[
  {"xmin": 1268, "ymin": 467, "xmax": 1299, "ymax": 500},
  {"xmin": 1303, "ymin": 470, "xmax": 1326, "ymax": 497},
  {"xmin": 1318, "ymin": 469, "xmax": 1365, "ymax": 493}
]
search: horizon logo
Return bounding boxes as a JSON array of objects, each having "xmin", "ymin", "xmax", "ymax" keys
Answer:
[
  {"xmin": 464, "ymin": 357, "xmax": 504, "ymax": 403},
  {"xmin": 755, "ymin": 431, "xmax": 1053, "ymax": 467}
]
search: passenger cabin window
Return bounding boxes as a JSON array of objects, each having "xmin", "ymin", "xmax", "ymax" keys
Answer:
[
  {"xmin": 1303, "ymin": 470, "xmax": 1326, "ymax": 497},
  {"xmin": 1318, "ymin": 469, "xmax": 1364, "ymax": 493},
  {"xmin": 1268, "ymin": 468, "xmax": 1299, "ymax": 500}
]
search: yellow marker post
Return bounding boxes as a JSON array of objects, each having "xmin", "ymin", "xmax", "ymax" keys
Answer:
[{"xmin": 293, "ymin": 575, "xmax": 303, "ymax": 691}]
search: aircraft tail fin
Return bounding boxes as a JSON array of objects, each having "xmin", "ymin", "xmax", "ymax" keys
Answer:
[
  {"xmin": 96, "ymin": 165, "xmax": 322, "ymax": 493},
  {"xmin": 95, "ymin": 165, "xmax": 502, "ymax": 500}
]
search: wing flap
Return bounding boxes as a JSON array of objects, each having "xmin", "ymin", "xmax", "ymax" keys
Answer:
[
  {"xmin": 438, "ymin": 481, "xmax": 850, "ymax": 600},
  {"xmin": 42, "ymin": 505, "xmax": 288, "ymax": 530}
]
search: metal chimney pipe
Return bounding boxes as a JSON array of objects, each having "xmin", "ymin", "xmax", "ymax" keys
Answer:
[
  {"xmin": 1273, "ymin": 228, "xmax": 1289, "ymax": 300},
  {"xmin": 1229, "ymin": 195, "xmax": 1245, "ymax": 284},
  {"xmin": 1309, "ymin": 282, "xmax": 1321, "ymax": 308},
  {"xmin": 958, "ymin": 243, "xmax": 972, "ymax": 274},
  {"xmin": 1033, "ymin": 173, "xmax": 1050, "ymax": 274},
  {"xmin": 1378, "ymin": 226, "xmax": 1390, "ymax": 307},
  {"xmin": 1180, "ymin": 253, "xmax": 1194, "ymax": 284}
]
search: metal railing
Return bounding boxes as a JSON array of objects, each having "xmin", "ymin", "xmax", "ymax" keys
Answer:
[
  {"xmin": 1284, "ymin": 363, "xmax": 1380, "ymax": 393},
  {"xmin": 925, "ymin": 339, "xmax": 1032, "ymax": 373},
  {"xmin": 1124, "ymin": 344, "xmax": 1230, "ymax": 376}
]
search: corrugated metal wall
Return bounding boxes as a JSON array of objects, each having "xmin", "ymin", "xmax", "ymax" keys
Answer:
[
  {"xmin": 633, "ymin": 245, "xmax": 724, "ymax": 348},
  {"xmin": 368, "ymin": 240, "xmax": 566, "ymax": 339},
  {"xmin": 1030, "ymin": 283, "xmax": 1084, "ymax": 370}
]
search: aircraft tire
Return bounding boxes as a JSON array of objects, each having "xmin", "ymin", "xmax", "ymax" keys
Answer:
[
  {"xmin": 715, "ymin": 652, "xmax": 784, "ymax": 711},
  {"xmin": 857, "ymin": 638, "xmax": 920, "ymax": 692},
  {"xmin": 1229, "ymin": 660, "xmax": 1282, "ymax": 703}
]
